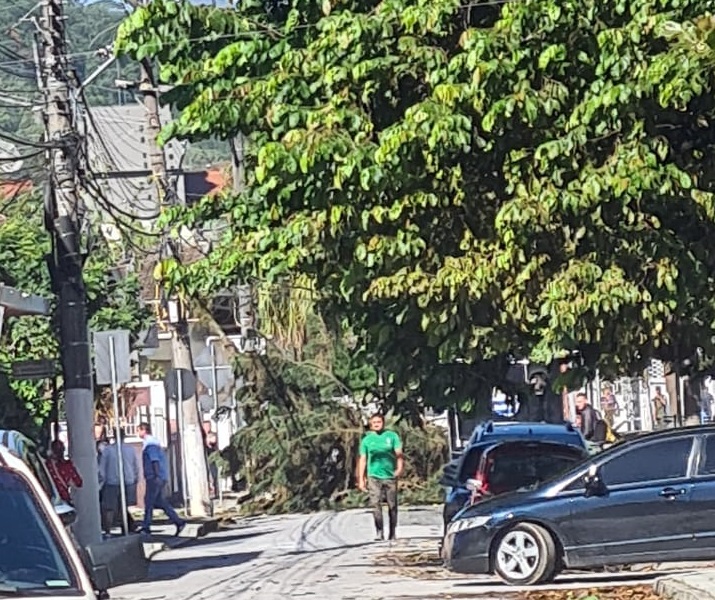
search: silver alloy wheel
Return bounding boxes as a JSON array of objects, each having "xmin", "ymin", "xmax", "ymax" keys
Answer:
[{"xmin": 496, "ymin": 529, "xmax": 540, "ymax": 580}]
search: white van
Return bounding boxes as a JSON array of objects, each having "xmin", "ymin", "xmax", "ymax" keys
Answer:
[{"xmin": 0, "ymin": 443, "xmax": 96, "ymax": 599}]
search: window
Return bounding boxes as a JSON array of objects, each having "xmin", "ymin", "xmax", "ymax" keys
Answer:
[
  {"xmin": 458, "ymin": 446, "xmax": 486, "ymax": 482},
  {"xmin": 487, "ymin": 447, "xmax": 584, "ymax": 494},
  {"xmin": 699, "ymin": 435, "xmax": 715, "ymax": 475},
  {"xmin": 0, "ymin": 468, "xmax": 79, "ymax": 592},
  {"xmin": 600, "ymin": 438, "xmax": 693, "ymax": 487}
]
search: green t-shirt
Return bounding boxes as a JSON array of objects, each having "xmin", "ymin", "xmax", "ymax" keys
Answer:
[{"xmin": 360, "ymin": 430, "xmax": 402, "ymax": 480}]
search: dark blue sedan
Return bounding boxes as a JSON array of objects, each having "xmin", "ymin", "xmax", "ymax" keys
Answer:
[{"xmin": 443, "ymin": 425, "xmax": 715, "ymax": 585}]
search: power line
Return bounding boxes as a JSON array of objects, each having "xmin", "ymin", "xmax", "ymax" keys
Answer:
[
  {"xmin": 0, "ymin": 48, "xmax": 111, "ymax": 70},
  {"xmin": 0, "ymin": 148, "xmax": 43, "ymax": 162}
]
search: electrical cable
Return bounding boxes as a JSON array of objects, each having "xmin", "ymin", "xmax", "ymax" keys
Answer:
[
  {"xmin": 0, "ymin": 148, "xmax": 43, "ymax": 162},
  {"xmin": 0, "ymin": 128, "xmax": 60, "ymax": 150},
  {"xmin": 76, "ymin": 153, "xmax": 164, "ymax": 249},
  {"xmin": 80, "ymin": 172, "xmax": 162, "ymax": 222}
]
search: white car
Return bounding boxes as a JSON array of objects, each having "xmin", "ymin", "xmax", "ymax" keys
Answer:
[
  {"xmin": 0, "ymin": 430, "xmax": 77, "ymax": 527},
  {"xmin": 0, "ymin": 443, "xmax": 97, "ymax": 599}
]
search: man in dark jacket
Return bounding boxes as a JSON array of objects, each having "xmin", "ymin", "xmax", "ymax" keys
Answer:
[{"xmin": 575, "ymin": 393, "xmax": 602, "ymax": 441}]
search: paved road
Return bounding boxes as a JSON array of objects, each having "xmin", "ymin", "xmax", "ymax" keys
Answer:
[{"xmin": 109, "ymin": 506, "xmax": 702, "ymax": 600}]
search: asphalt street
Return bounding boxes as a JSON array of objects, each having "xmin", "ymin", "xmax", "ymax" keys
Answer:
[{"xmin": 109, "ymin": 506, "xmax": 698, "ymax": 600}]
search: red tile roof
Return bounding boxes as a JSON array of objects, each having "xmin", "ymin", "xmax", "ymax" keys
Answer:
[{"xmin": 0, "ymin": 180, "xmax": 32, "ymax": 198}]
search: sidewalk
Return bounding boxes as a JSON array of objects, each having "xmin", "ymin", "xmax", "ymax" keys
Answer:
[
  {"xmin": 655, "ymin": 569, "xmax": 715, "ymax": 600},
  {"xmin": 140, "ymin": 519, "xmax": 220, "ymax": 558}
]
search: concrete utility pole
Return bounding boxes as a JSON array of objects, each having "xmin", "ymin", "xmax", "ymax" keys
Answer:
[
  {"xmin": 37, "ymin": 0, "xmax": 102, "ymax": 546},
  {"xmin": 139, "ymin": 57, "xmax": 211, "ymax": 517}
]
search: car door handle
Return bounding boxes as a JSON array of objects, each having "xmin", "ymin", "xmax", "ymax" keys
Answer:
[{"xmin": 659, "ymin": 487, "xmax": 686, "ymax": 499}]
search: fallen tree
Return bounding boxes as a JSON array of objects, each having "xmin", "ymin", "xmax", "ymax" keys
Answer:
[{"xmin": 222, "ymin": 391, "xmax": 449, "ymax": 514}]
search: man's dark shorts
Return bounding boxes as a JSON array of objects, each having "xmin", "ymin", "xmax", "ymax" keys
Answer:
[
  {"xmin": 100, "ymin": 483, "xmax": 137, "ymax": 513},
  {"xmin": 368, "ymin": 477, "xmax": 397, "ymax": 508}
]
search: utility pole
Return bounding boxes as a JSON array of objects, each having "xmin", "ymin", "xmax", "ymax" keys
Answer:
[
  {"xmin": 139, "ymin": 57, "xmax": 211, "ymax": 517},
  {"xmin": 37, "ymin": 0, "xmax": 102, "ymax": 546}
]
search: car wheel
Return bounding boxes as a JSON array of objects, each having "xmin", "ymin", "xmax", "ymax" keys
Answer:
[{"xmin": 492, "ymin": 523, "xmax": 558, "ymax": 586}]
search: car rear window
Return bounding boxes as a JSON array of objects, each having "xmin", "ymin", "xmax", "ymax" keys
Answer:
[
  {"xmin": 0, "ymin": 467, "xmax": 79, "ymax": 593},
  {"xmin": 485, "ymin": 446, "xmax": 584, "ymax": 495}
]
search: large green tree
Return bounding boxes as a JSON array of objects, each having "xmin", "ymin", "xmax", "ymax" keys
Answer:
[{"xmin": 116, "ymin": 0, "xmax": 715, "ymax": 408}]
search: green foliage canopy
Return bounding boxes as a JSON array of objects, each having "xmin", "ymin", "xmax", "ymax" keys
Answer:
[
  {"xmin": 116, "ymin": 0, "xmax": 715, "ymax": 405},
  {"xmin": 0, "ymin": 193, "xmax": 150, "ymax": 432}
]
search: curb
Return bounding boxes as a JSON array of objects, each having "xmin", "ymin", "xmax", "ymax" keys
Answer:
[
  {"xmin": 142, "ymin": 518, "xmax": 220, "ymax": 560},
  {"xmin": 655, "ymin": 574, "xmax": 715, "ymax": 600}
]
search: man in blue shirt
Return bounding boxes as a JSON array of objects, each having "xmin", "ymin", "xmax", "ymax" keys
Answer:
[{"xmin": 137, "ymin": 422, "xmax": 185, "ymax": 535}]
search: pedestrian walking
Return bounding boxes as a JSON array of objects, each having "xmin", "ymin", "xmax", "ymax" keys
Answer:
[
  {"xmin": 136, "ymin": 423, "xmax": 186, "ymax": 536},
  {"xmin": 98, "ymin": 428, "xmax": 140, "ymax": 535},
  {"xmin": 206, "ymin": 432, "xmax": 220, "ymax": 499},
  {"xmin": 46, "ymin": 439, "xmax": 83, "ymax": 505},
  {"xmin": 356, "ymin": 413, "xmax": 404, "ymax": 541}
]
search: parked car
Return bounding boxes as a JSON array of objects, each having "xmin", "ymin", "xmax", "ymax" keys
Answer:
[
  {"xmin": 0, "ymin": 442, "xmax": 99, "ymax": 599},
  {"xmin": 0, "ymin": 429, "xmax": 76, "ymax": 527},
  {"xmin": 440, "ymin": 421, "xmax": 586, "ymax": 527},
  {"xmin": 442, "ymin": 425, "xmax": 715, "ymax": 586}
]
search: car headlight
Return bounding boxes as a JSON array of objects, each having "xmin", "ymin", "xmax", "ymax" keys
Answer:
[{"xmin": 447, "ymin": 515, "xmax": 490, "ymax": 535}]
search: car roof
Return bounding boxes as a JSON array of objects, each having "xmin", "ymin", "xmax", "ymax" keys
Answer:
[
  {"xmin": 0, "ymin": 429, "xmax": 36, "ymax": 458},
  {"xmin": 481, "ymin": 421, "xmax": 581, "ymax": 436},
  {"xmin": 482, "ymin": 439, "xmax": 587, "ymax": 452},
  {"xmin": 0, "ymin": 442, "xmax": 35, "ymax": 473}
]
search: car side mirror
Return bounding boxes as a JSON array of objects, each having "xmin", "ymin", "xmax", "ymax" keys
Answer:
[
  {"xmin": 83, "ymin": 535, "xmax": 149, "ymax": 592},
  {"xmin": 90, "ymin": 564, "xmax": 112, "ymax": 595},
  {"xmin": 583, "ymin": 464, "xmax": 607, "ymax": 498}
]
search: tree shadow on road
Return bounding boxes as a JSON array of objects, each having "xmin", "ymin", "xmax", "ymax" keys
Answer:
[{"xmin": 145, "ymin": 550, "xmax": 262, "ymax": 582}]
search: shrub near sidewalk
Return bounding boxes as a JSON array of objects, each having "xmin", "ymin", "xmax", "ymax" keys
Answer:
[{"xmin": 223, "ymin": 398, "xmax": 449, "ymax": 515}]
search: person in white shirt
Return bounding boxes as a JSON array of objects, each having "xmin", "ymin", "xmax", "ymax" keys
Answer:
[{"xmin": 98, "ymin": 429, "xmax": 140, "ymax": 535}]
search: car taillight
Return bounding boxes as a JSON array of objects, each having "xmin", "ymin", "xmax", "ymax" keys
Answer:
[
  {"xmin": 470, "ymin": 470, "xmax": 489, "ymax": 503},
  {"xmin": 476, "ymin": 471, "xmax": 489, "ymax": 493}
]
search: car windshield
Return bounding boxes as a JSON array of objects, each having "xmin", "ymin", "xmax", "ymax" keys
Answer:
[{"xmin": 0, "ymin": 467, "xmax": 79, "ymax": 594}]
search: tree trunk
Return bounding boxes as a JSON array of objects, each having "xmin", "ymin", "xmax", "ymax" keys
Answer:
[{"xmin": 517, "ymin": 389, "xmax": 562, "ymax": 423}]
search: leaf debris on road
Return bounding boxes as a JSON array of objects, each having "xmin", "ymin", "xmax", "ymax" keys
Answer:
[
  {"xmin": 521, "ymin": 586, "xmax": 662, "ymax": 600},
  {"xmin": 394, "ymin": 584, "xmax": 663, "ymax": 599}
]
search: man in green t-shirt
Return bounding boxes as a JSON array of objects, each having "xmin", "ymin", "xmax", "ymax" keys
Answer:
[{"xmin": 357, "ymin": 413, "xmax": 404, "ymax": 541}]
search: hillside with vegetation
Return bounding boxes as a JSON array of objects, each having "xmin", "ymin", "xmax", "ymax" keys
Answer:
[{"xmin": 0, "ymin": 0, "xmax": 228, "ymax": 181}]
